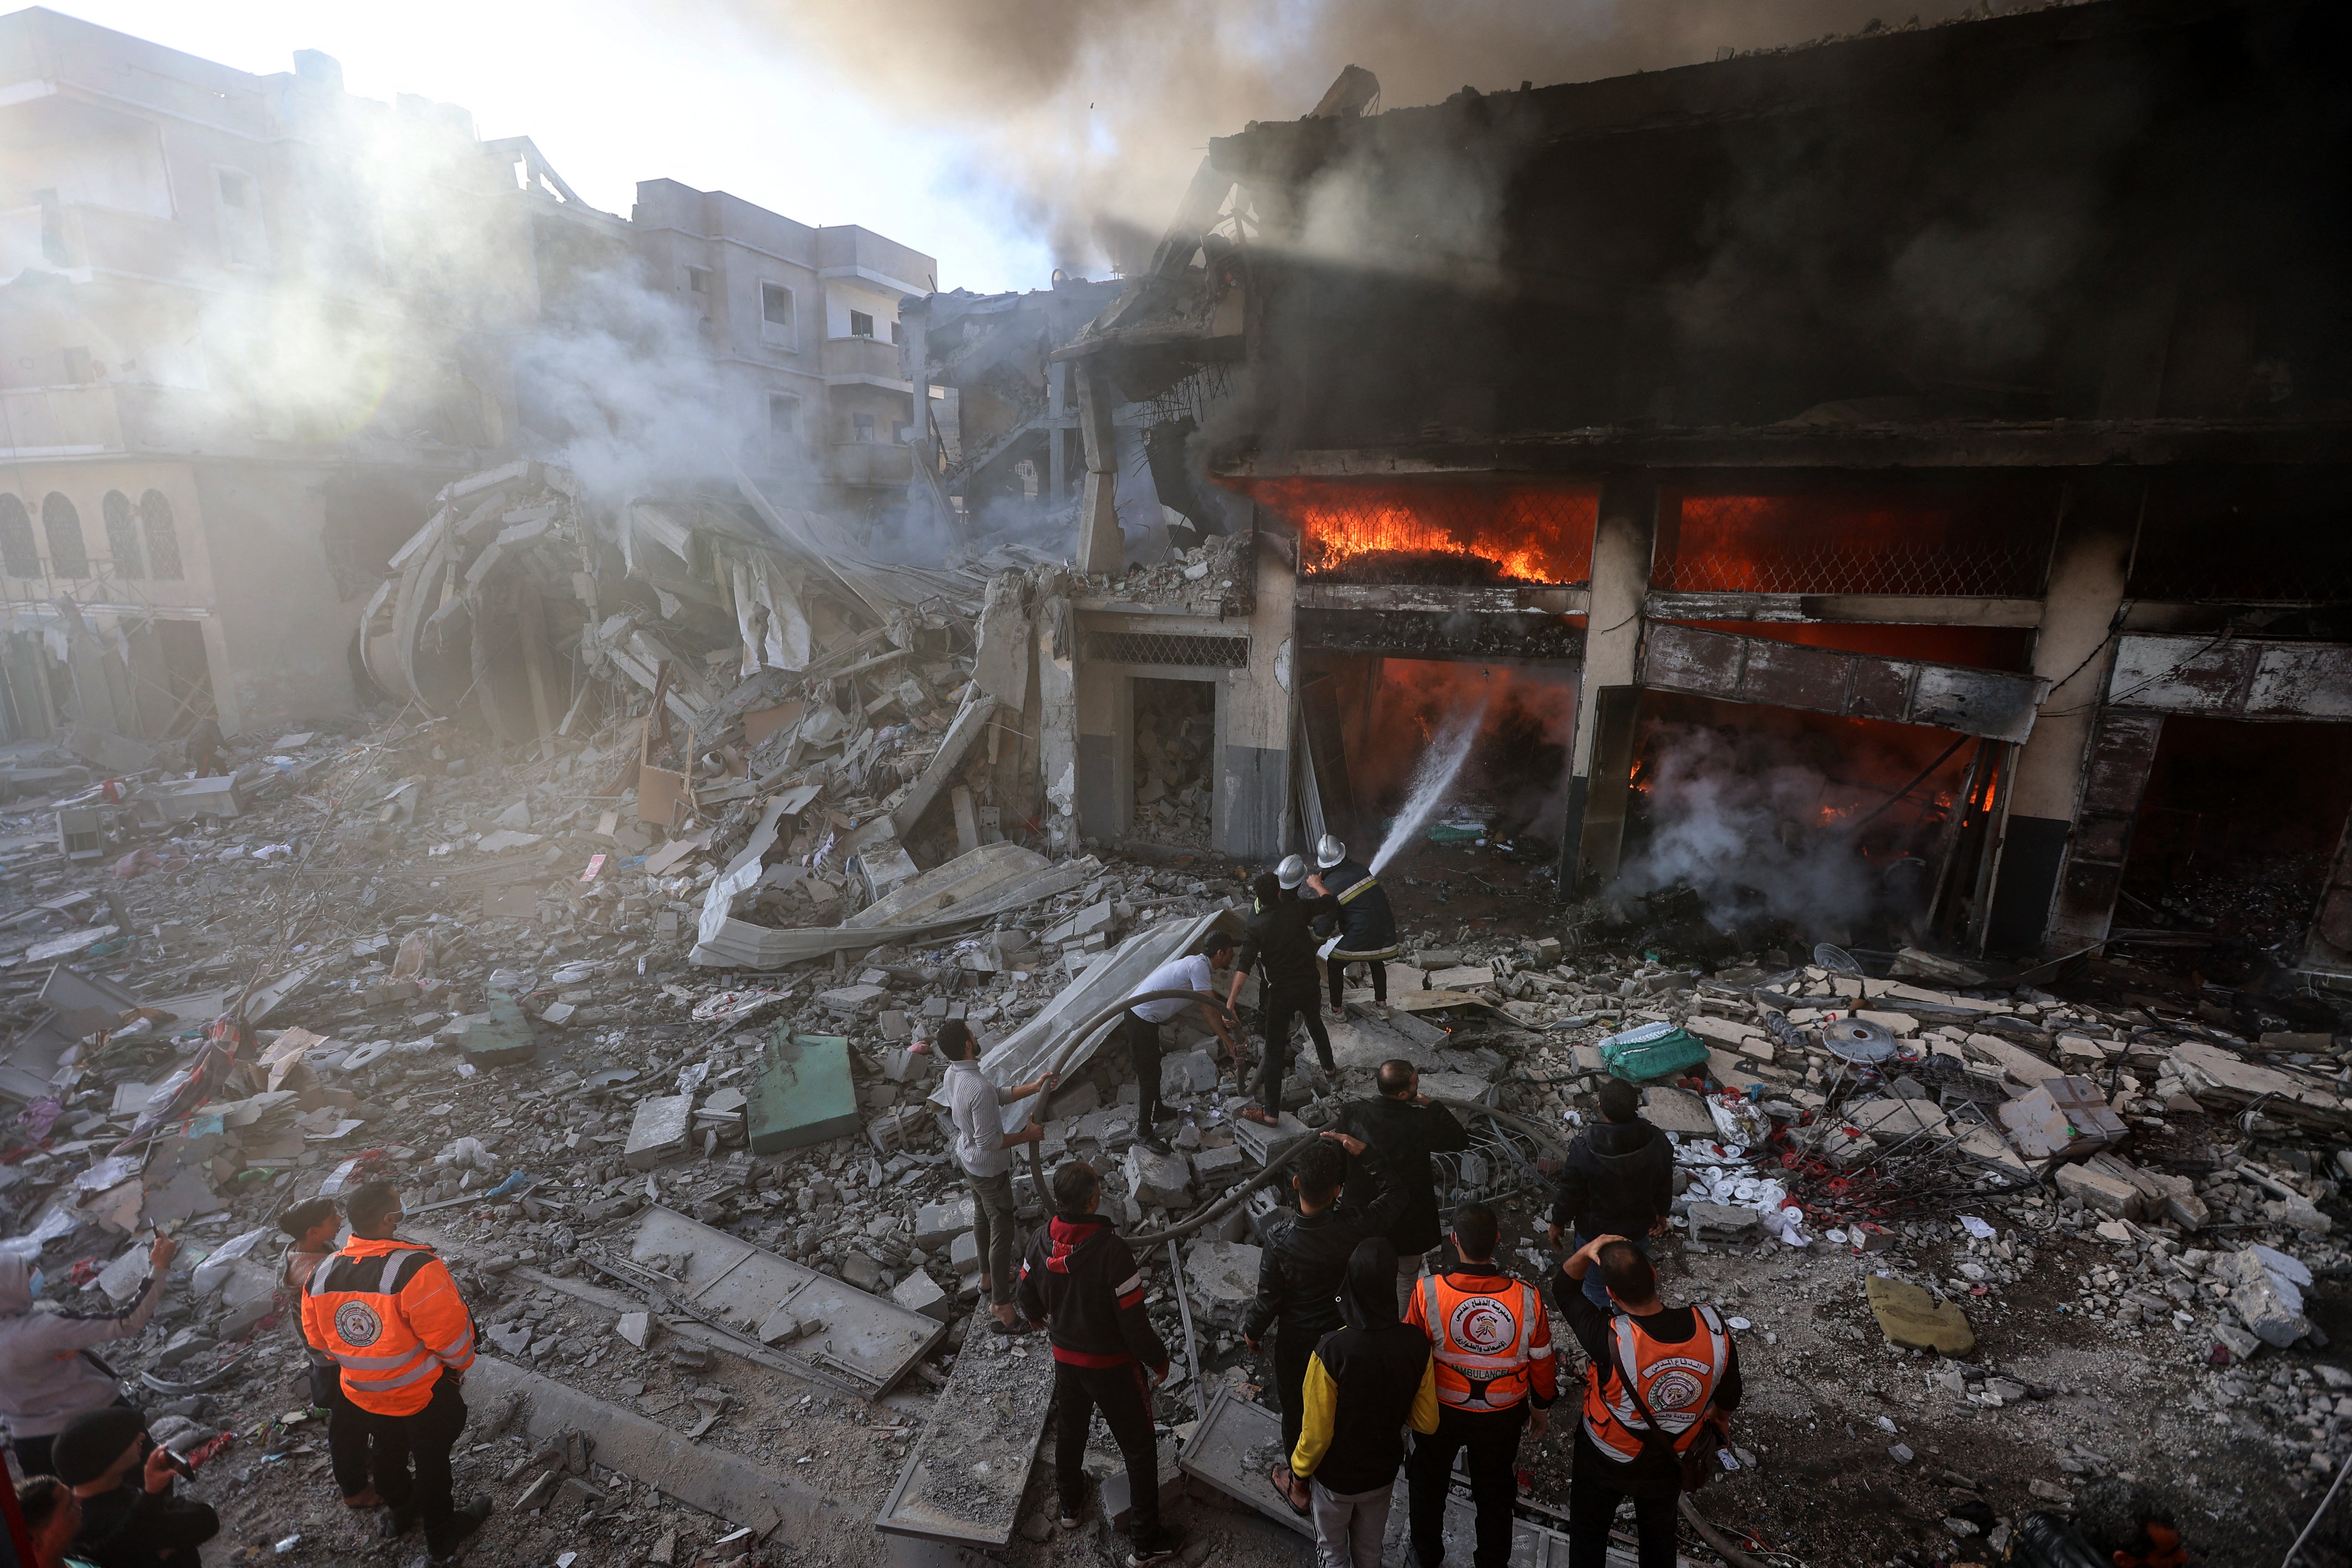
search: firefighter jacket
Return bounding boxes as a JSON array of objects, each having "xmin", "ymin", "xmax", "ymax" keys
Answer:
[
  {"xmin": 300, "ymin": 1237, "xmax": 475, "ymax": 1415},
  {"xmin": 1579, "ymin": 1302, "xmax": 1733, "ymax": 1462},
  {"xmin": 1405, "ymin": 1265, "xmax": 1556, "ymax": 1412}
]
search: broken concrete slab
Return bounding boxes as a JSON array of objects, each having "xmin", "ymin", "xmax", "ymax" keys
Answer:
[
  {"xmin": 466, "ymin": 1357, "xmax": 821, "ymax": 1538},
  {"xmin": 625, "ymin": 1094, "xmax": 693, "ymax": 1170},
  {"xmin": 1639, "ymin": 1084, "xmax": 1717, "ymax": 1135},
  {"xmin": 1866, "ymin": 1276, "xmax": 1974, "ymax": 1355},
  {"xmin": 1180, "ymin": 1240, "xmax": 1260, "ymax": 1328},
  {"xmin": 913, "ymin": 1196, "xmax": 975, "ymax": 1252},
  {"xmin": 877, "ymin": 1327, "xmax": 1056, "ymax": 1547},
  {"xmin": 1125, "ymin": 1142, "xmax": 1194, "ymax": 1209},
  {"xmin": 891, "ymin": 1269, "xmax": 952, "ymax": 1322},
  {"xmin": 2055, "ymin": 1161, "xmax": 2140, "ymax": 1219},
  {"xmin": 1685, "ymin": 1202, "xmax": 1762, "ymax": 1243}
]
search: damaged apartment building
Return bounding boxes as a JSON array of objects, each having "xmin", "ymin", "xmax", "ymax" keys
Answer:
[
  {"xmin": 1032, "ymin": 0, "xmax": 2352, "ymax": 987},
  {"xmin": 0, "ymin": 7, "xmax": 932, "ymax": 750}
]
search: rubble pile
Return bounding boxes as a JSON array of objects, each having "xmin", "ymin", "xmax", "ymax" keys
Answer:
[{"xmin": 0, "ymin": 633, "xmax": 2345, "ymax": 1566}]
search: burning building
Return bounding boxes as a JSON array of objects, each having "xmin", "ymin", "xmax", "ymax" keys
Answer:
[{"xmin": 1047, "ymin": 0, "xmax": 2352, "ymax": 980}]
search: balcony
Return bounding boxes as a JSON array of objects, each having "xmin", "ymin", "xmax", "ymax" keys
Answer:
[
  {"xmin": 828, "ymin": 441, "xmax": 913, "ymax": 487},
  {"xmin": 821, "ymin": 335, "xmax": 906, "ymax": 386}
]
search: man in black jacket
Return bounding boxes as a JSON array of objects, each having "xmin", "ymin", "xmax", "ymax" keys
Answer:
[
  {"xmin": 1546, "ymin": 1078, "xmax": 1673, "ymax": 1315},
  {"xmin": 1016, "ymin": 1160, "xmax": 1182, "ymax": 1567},
  {"xmin": 1242, "ymin": 1132, "xmax": 1407, "ymax": 1469},
  {"xmin": 1229, "ymin": 866, "xmax": 1338, "ymax": 1127},
  {"xmin": 1336, "ymin": 1060, "xmax": 1470, "ymax": 1310},
  {"xmin": 51, "ymin": 1406, "xmax": 219, "ymax": 1568}
]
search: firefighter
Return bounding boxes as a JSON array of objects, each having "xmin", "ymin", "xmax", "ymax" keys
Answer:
[
  {"xmin": 302, "ymin": 1182, "xmax": 493, "ymax": 1565},
  {"xmin": 1306, "ymin": 835, "xmax": 1400, "ymax": 1019},
  {"xmin": 1403, "ymin": 1202, "xmax": 1556, "ymax": 1568}
]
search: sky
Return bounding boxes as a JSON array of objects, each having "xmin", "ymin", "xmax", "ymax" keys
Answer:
[{"xmin": 31, "ymin": 0, "xmax": 1063, "ymax": 293}]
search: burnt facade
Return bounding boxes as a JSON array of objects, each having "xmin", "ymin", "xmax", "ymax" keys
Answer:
[{"xmin": 1059, "ymin": 0, "xmax": 2352, "ymax": 981}]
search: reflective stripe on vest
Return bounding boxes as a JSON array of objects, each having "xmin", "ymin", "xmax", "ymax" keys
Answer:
[
  {"xmin": 1579, "ymin": 1304, "xmax": 1729, "ymax": 1462},
  {"xmin": 307, "ymin": 1246, "xmax": 443, "ymax": 1410},
  {"xmin": 1422, "ymin": 1272, "xmax": 1541, "ymax": 1410},
  {"xmin": 1333, "ymin": 875, "xmax": 1378, "ymax": 906}
]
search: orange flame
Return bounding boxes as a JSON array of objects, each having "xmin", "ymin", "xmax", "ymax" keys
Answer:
[{"xmin": 1237, "ymin": 479, "xmax": 1597, "ymax": 585}]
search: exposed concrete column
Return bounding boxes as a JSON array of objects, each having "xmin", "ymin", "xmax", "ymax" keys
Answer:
[
  {"xmin": 1047, "ymin": 362, "xmax": 1069, "ymax": 504},
  {"xmin": 1216, "ymin": 534, "xmax": 1293, "ymax": 861},
  {"xmin": 197, "ymin": 617, "xmax": 241, "ymax": 736},
  {"xmin": 1556, "ymin": 478, "xmax": 1657, "ymax": 898},
  {"xmin": 1981, "ymin": 478, "xmax": 2139, "ymax": 955},
  {"xmin": 1073, "ymin": 361, "xmax": 1122, "ymax": 576},
  {"xmin": 1035, "ymin": 571, "xmax": 1080, "ymax": 854}
]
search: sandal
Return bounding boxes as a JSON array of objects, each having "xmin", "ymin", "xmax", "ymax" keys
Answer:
[
  {"xmin": 988, "ymin": 1316, "xmax": 1027, "ymax": 1336},
  {"xmin": 1240, "ymin": 1107, "xmax": 1280, "ymax": 1127},
  {"xmin": 1269, "ymin": 1464, "xmax": 1308, "ymax": 1515}
]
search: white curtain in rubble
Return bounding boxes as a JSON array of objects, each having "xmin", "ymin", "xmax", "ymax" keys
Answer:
[{"xmin": 730, "ymin": 553, "xmax": 812, "ymax": 677}]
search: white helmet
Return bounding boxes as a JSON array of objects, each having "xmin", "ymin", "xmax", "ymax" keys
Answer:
[
  {"xmin": 1276, "ymin": 854, "xmax": 1308, "ymax": 890},
  {"xmin": 1316, "ymin": 834, "xmax": 1346, "ymax": 869}
]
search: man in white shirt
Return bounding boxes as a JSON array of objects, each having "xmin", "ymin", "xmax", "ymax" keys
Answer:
[
  {"xmin": 1125, "ymin": 932, "xmax": 1238, "ymax": 1154},
  {"xmin": 942, "ymin": 1019, "xmax": 1059, "ymax": 1335}
]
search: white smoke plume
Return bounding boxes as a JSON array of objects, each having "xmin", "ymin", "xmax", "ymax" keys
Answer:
[{"xmin": 1615, "ymin": 721, "xmax": 1876, "ymax": 937}]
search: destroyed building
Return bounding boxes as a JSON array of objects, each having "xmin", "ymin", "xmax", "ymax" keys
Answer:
[
  {"xmin": 5, "ymin": 5, "xmax": 2352, "ymax": 1568},
  {"xmin": 1047, "ymin": 0, "xmax": 2352, "ymax": 986},
  {"xmin": 0, "ymin": 8, "xmax": 934, "ymax": 744}
]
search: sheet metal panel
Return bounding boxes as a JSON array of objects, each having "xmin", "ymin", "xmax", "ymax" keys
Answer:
[
  {"xmin": 2111, "ymin": 634, "xmax": 2352, "ymax": 721},
  {"xmin": 1641, "ymin": 622, "xmax": 2044, "ymax": 741}
]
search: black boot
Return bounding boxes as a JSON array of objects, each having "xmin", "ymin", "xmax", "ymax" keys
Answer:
[{"xmin": 426, "ymin": 1496, "xmax": 493, "ymax": 1565}]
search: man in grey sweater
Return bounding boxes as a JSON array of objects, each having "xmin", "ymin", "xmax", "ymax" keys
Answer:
[{"xmin": 1, "ymin": 1236, "xmax": 176, "ymax": 1476}]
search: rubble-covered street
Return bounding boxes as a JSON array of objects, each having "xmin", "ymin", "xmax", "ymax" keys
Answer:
[{"xmin": 7, "ymin": 3, "xmax": 2352, "ymax": 1568}]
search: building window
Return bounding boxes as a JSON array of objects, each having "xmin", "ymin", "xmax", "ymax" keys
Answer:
[
  {"xmin": 214, "ymin": 167, "xmax": 266, "ymax": 266},
  {"xmin": 102, "ymin": 492, "xmax": 144, "ymax": 579},
  {"xmin": 851, "ymin": 412, "xmax": 877, "ymax": 443},
  {"xmin": 687, "ymin": 266, "xmax": 711, "ymax": 295},
  {"xmin": 141, "ymin": 490, "xmax": 184, "ymax": 580},
  {"xmin": 0, "ymin": 496, "xmax": 35, "ymax": 577},
  {"xmin": 760, "ymin": 283, "xmax": 796, "ymax": 349},
  {"xmin": 768, "ymin": 394, "xmax": 802, "ymax": 465},
  {"xmin": 42, "ymin": 493, "xmax": 88, "ymax": 579},
  {"xmin": 849, "ymin": 310, "xmax": 874, "ymax": 339},
  {"xmin": 62, "ymin": 347, "xmax": 94, "ymax": 384},
  {"xmin": 890, "ymin": 320, "xmax": 904, "ymax": 346}
]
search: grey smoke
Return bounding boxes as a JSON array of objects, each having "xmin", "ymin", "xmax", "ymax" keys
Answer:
[{"xmin": 1615, "ymin": 721, "xmax": 1874, "ymax": 936}]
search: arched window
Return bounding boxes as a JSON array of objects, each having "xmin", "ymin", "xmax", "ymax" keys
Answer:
[
  {"xmin": 141, "ymin": 490, "xmax": 184, "ymax": 580},
  {"xmin": 102, "ymin": 491, "xmax": 144, "ymax": 579},
  {"xmin": 42, "ymin": 493, "xmax": 87, "ymax": 578},
  {"xmin": 0, "ymin": 496, "xmax": 35, "ymax": 578}
]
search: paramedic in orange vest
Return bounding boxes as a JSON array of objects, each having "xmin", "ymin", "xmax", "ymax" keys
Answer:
[
  {"xmin": 1559, "ymin": 1234, "xmax": 1743, "ymax": 1568},
  {"xmin": 302, "ymin": 1181, "xmax": 493, "ymax": 1565},
  {"xmin": 1402, "ymin": 1202, "xmax": 1555, "ymax": 1568}
]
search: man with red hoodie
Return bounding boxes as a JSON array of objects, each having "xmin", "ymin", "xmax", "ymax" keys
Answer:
[{"xmin": 1016, "ymin": 1160, "xmax": 1182, "ymax": 1567}]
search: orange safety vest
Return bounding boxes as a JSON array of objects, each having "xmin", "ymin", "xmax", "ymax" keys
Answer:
[
  {"xmin": 1410, "ymin": 1268, "xmax": 1555, "ymax": 1412},
  {"xmin": 300, "ymin": 1238, "xmax": 475, "ymax": 1416},
  {"xmin": 1580, "ymin": 1304, "xmax": 1730, "ymax": 1462}
]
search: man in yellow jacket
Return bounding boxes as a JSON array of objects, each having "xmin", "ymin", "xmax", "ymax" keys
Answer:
[
  {"xmin": 301, "ymin": 1182, "xmax": 491, "ymax": 1564},
  {"xmin": 1283, "ymin": 1238, "xmax": 1440, "ymax": 1568}
]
